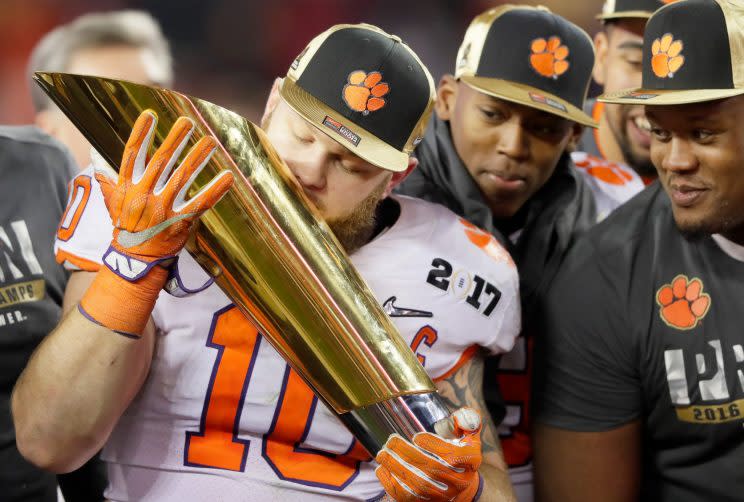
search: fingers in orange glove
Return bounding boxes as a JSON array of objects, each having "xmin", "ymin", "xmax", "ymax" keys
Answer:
[
  {"xmin": 376, "ymin": 462, "xmax": 427, "ymax": 502},
  {"xmin": 82, "ymin": 110, "xmax": 233, "ymax": 337},
  {"xmin": 160, "ymin": 134, "xmax": 227, "ymax": 215},
  {"xmin": 375, "ymin": 408, "xmax": 483, "ymax": 502},
  {"xmin": 95, "ymin": 110, "xmax": 233, "ymax": 262}
]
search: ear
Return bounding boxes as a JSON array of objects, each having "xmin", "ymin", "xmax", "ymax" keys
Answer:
[
  {"xmin": 592, "ymin": 30, "xmax": 610, "ymax": 87},
  {"xmin": 565, "ymin": 123, "xmax": 585, "ymax": 152},
  {"xmin": 383, "ymin": 156, "xmax": 418, "ymax": 198},
  {"xmin": 435, "ymin": 74, "xmax": 458, "ymax": 121},
  {"xmin": 261, "ymin": 78, "xmax": 283, "ymax": 128}
]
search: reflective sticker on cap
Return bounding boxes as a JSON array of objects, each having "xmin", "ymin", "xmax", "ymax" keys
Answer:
[
  {"xmin": 530, "ymin": 37, "xmax": 570, "ymax": 79},
  {"xmin": 529, "ymin": 92, "xmax": 568, "ymax": 112},
  {"xmin": 343, "ymin": 70, "xmax": 390, "ymax": 115},
  {"xmin": 323, "ymin": 116, "xmax": 361, "ymax": 146},
  {"xmin": 457, "ymin": 43, "xmax": 472, "ymax": 70},
  {"xmin": 651, "ymin": 34, "xmax": 685, "ymax": 78},
  {"xmin": 626, "ymin": 91, "xmax": 660, "ymax": 99},
  {"xmin": 291, "ymin": 47, "xmax": 308, "ymax": 71}
]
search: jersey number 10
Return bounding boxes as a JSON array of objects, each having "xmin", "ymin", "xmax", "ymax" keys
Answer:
[{"xmin": 184, "ymin": 305, "xmax": 370, "ymax": 490}]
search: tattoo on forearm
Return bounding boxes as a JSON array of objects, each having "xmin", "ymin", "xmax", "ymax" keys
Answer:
[{"xmin": 436, "ymin": 354, "xmax": 503, "ymax": 455}]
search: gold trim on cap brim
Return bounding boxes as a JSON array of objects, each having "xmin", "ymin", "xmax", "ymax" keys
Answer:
[
  {"xmin": 598, "ymin": 86, "xmax": 744, "ymax": 105},
  {"xmin": 460, "ymin": 76, "xmax": 598, "ymax": 127},
  {"xmin": 279, "ymin": 77, "xmax": 409, "ymax": 172},
  {"xmin": 596, "ymin": 11, "xmax": 653, "ymax": 20}
]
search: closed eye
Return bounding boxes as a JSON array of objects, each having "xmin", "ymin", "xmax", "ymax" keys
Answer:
[{"xmin": 479, "ymin": 107, "xmax": 506, "ymax": 122}]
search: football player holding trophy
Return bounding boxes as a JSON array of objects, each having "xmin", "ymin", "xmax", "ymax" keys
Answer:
[{"xmin": 14, "ymin": 24, "xmax": 520, "ymax": 502}]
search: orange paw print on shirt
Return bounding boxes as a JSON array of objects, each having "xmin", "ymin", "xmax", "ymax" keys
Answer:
[
  {"xmin": 651, "ymin": 34, "xmax": 685, "ymax": 78},
  {"xmin": 459, "ymin": 218, "xmax": 515, "ymax": 267},
  {"xmin": 656, "ymin": 275, "xmax": 710, "ymax": 330},
  {"xmin": 343, "ymin": 71, "xmax": 389, "ymax": 115},
  {"xmin": 530, "ymin": 37, "xmax": 570, "ymax": 79},
  {"xmin": 573, "ymin": 154, "xmax": 635, "ymax": 186}
]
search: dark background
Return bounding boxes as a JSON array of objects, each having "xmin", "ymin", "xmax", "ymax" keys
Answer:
[{"xmin": 0, "ymin": 0, "xmax": 604, "ymax": 125}]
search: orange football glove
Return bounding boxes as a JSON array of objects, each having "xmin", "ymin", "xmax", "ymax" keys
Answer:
[
  {"xmin": 79, "ymin": 110, "xmax": 233, "ymax": 338},
  {"xmin": 376, "ymin": 408, "xmax": 483, "ymax": 502}
]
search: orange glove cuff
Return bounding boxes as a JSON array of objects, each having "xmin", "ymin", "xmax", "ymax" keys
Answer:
[{"xmin": 79, "ymin": 265, "xmax": 168, "ymax": 338}]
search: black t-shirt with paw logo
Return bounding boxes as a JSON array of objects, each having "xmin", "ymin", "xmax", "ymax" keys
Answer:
[{"xmin": 534, "ymin": 182, "xmax": 744, "ymax": 501}]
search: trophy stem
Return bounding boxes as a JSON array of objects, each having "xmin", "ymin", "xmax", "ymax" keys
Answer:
[{"xmin": 338, "ymin": 392, "xmax": 451, "ymax": 456}]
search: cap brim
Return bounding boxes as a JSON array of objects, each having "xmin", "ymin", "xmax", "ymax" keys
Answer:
[
  {"xmin": 460, "ymin": 76, "xmax": 598, "ymax": 127},
  {"xmin": 598, "ymin": 87, "xmax": 744, "ymax": 105},
  {"xmin": 596, "ymin": 11, "xmax": 653, "ymax": 21},
  {"xmin": 278, "ymin": 77, "xmax": 408, "ymax": 172}
]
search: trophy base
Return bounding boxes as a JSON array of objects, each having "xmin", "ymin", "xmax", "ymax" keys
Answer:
[{"xmin": 338, "ymin": 392, "xmax": 451, "ymax": 456}]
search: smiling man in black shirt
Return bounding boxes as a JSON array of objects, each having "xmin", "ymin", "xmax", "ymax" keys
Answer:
[{"xmin": 534, "ymin": 1, "xmax": 744, "ymax": 500}]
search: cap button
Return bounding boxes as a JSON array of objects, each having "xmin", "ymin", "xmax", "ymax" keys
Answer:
[{"xmin": 390, "ymin": 34, "xmax": 402, "ymax": 43}]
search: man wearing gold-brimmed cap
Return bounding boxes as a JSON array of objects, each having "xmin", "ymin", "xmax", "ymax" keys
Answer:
[
  {"xmin": 580, "ymin": 0, "xmax": 683, "ymax": 184},
  {"xmin": 396, "ymin": 5, "xmax": 600, "ymax": 501},
  {"xmin": 14, "ymin": 22, "xmax": 522, "ymax": 502},
  {"xmin": 535, "ymin": 1, "xmax": 744, "ymax": 500}
]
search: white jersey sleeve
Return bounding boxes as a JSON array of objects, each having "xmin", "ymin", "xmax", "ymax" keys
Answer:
[
  {"xmin": 571, "ymin": 151, "xmax": 645, "ymax": 222},
  {"xmin": 54, "ymin": 164, "xmax": 112, "ymax": 271}
]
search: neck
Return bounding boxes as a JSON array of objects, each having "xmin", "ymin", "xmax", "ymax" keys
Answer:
[{"xmin": 493, "ymin": 201, "xmax": 530, "ymax": 237}]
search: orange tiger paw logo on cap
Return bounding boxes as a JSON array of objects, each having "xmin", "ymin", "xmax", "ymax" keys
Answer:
[
  {"xmin": 343, "ymin": 71, "xmax": 389, "ymax": 115},
  {"xmin": 530, "ymin": 37, "xmax": 570, "ymax": 79},
  {"xmin": 651, "ymin": 34, "xmax": 685, "ymax": 78},
  {"xmin": 656, "ymin": 275, "xmax": 710, "ymax": 330}
]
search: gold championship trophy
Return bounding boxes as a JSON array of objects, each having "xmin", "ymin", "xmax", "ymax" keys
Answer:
[{"xmin": 35, "ymin": 70, "xmax": 451, "ymax": 455}]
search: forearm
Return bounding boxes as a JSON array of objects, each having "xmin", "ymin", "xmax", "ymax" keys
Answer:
[
  {"xmin": 12, "ymin": 306, "xmax": 154, "ymax": 472},
  {"xmin": 533, "ymin": 423, "xmax": 641, "ymax": 502},
  {"xmin": 12, "ymin": 111, "xmax": 231, "ymax": 473},
  {"xmin": 434, "ymin": 354, "xmax": 516, "ymax": 501},
  {"xmin": 480, "ymin": 462, "xmax": 517, "ymax": 502}
]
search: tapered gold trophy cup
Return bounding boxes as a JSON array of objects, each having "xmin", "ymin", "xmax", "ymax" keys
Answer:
[{"xmin": 36, "ymin": 73, "xmax": 450, "ymax": 455}]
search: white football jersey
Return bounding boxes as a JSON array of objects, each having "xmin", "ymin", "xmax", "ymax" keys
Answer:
[
  {"xmin": 571, "ymin": 151, "xmax": 645, "ymax": 222},
  {"xmin": 55, "ymin": 167, "xmax": 521, "ymax": 501}
]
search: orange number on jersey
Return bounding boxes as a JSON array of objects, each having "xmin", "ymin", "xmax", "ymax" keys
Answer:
[
  {"xmin": 185, "ymin": 305, "xmax": 261, "ymax": 471},
  {"xmin": 496, "ymin": 335, "xmax": 532, "ymax": 467},
  {"xmin": 186, "ymin": 305, "xmax": 371, "ymax": 486},
  {"xmin": 263, "ymin": 366, "xmax": 371, "ymax": 489},
  {"xmin": 57, "ymin": 176, "xmax": 92, "ymax": 242}
]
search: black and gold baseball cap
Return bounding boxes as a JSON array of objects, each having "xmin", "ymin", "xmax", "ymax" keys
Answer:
[
  {"xmin": 279, "ymin": 24, "xmax": 435, "ymax": 172},
  {"xmin": 598, "ymin": 0, "xmax": 682, "ymax": 21},
  {"xmin": 600, "ymin": 0, "xmax": 744, "ymax": 105},
  {"xmin": 454, "ymin": 5, "xmax": 597, "ymax": 127}
]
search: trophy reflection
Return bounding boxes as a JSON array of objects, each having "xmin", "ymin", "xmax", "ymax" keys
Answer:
[{"xmin": 35, "ymin": 72, "xmax": 450, "ymax": 455}]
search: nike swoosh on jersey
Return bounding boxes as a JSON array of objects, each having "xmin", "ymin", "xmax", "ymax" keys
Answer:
[
  {"xmin": 383, "ymin": 296, "xmax": 433, "ymax": 318},
  {"xmin": 116, "ymin": 213, "xmax": 195, "ymax": 248}
]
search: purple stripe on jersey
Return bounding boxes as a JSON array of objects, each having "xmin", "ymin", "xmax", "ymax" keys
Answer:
[
  {"xmin": 183, "ymin": 304, "xmax": 260, "ymax": 472},
  {"xmin": 57, "ymin": 174, "xmax": 93, "ymax": 243},
  {"xmin": 366, "ymin": 490, "xmax": 387, "ymax": 502},
  {"xmin": 261, "ymin": 364, "xmax": 364, "ymax": 491},
  {"xmin": 163, "ymin": 258, "xmax": 214, "ymax": 298}
]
